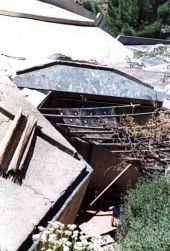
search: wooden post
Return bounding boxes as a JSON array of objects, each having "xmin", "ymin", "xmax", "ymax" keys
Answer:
[
  {"xmin": 0, "ymin": 108, "xmax": 22, "ymax": 172},
  {"xmin": 7, "ymin": 115, "xmax": 37, "ymax": 173},
  {"xmin": 90, "ymin": 164, "xmax": 132, "ymax": 207}
]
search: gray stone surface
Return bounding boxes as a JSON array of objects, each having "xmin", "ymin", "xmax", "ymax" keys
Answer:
[
  {"xmin": 0, "ymin": 76, "xmax": 87, "ymax": 251},
  {"xmin": 0, "ymin": 112, "xmax": 11, "ymax": 142},
  {"xmin": 23, "ymin": 136, "xmax": 85, "ymax": 202},
  {"xmin": 0, "ymin": 177, "xmax": 51, "ymax": 251}
]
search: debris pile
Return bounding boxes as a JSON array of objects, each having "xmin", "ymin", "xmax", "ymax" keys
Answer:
[
  {"xmin": 103, "ymin": 109, "xmax": 170, "ymax": 174},
  {"xmin": 57, "ymin": 106, "xmax": 170, "ymax": 174}
]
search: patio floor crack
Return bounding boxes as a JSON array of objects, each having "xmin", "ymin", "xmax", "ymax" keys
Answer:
[{"xmin": 23, "ymin": 184, "xmax": 54, "ymax": 204}]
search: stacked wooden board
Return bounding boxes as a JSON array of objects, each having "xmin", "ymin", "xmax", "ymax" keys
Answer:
[{"xmin": 0, "ymin": 107, "xmax": 37, "ymax": 173}]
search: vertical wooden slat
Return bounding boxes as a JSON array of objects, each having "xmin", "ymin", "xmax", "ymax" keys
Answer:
[
  {"xmin": 0, "ymin": 108, "xmax": 23, "ymax": 172},
  {"xmin": 7, "ymin": 115, "xmax": 37, "ymax": 173}
]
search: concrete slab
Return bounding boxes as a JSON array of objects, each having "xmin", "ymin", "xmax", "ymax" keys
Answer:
[
  {"xmin": 0, "ymin": 112, "xmax": 11, "ymax": 142},
  {"xmin": 41, "ymin": 0, "xmax": 95, "ymax": 20},
  {"xmin": 0, "ymin": 76, "xmax": 90, "ymax": 250},
  {"xmin": 22, "ymin": 135, "xmax": 85, "ymax": 202},
  {"xmin": 0, "ymin": 0, "xmax": 94, "ymax": 23},
  {"xmin": 21, "ymin": 88, "xmax": 47, "ymax": 107},
  {"xmin": 0, "ymin": 177, "xmax": 51, "ymax": 251},
  {"xmin": 79, "ymin": 210, "xmax": 116, "ymax": 236},
  {"xmin": 0, "ymin": 15, "xmax": 133, "ymax": 75}
]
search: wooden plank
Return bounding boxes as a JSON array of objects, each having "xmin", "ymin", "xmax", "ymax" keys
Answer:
[
  {"xmin": 40, "ymin": 0, "xmax": 95, "ymax": 20},
  {"xmin": 56, "ymin": 123, "xmax": 106, "ymax": 130},
  {"xmin": 44, "ymin": 111, "xmax": 155, "ymax": 119},
  {"xmin": 0, "ymin": 9, "xmax": 95, "ymax": 26},
  {"xmin": 18, "ymin": 126, "xmax": 36, "ymax": 171},
  {"xmin": 43, "ymin": 104, "xmax": 140, "ymax": 111},
  {"xmin": 0, "ymin": 108, "xmax": 22, "ymax": 172},
  {"xmin": 90, "ymin": 164, "xmax": 131, "ymax": 207},
  {"xmin": 70, "ymin": 130, "xmax": 115, "ymax": 134},
  {"xmin": 7, "ymin": 115, "xmax": 37, "ymax": 173}
]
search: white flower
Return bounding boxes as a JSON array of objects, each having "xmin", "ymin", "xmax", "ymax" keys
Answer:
[
  {"xmin": 70, "ymin": 229, "xmax": 79, "ymax": 240},
  {"xmin": 66, "ymin": 241, "xmax": 72, "ymax": 247},
  {"xmin": 61, "ymin": 237, "xmax": 68, "ymax": 243},
  {"xmin": 88, "ymin": 241, "xmax": 102, "ymax": 251},
  {"xmin": 50, "ymin": 233, "xmax": 57, "ymax": 239},
  {"xmin": 43, "ymin": 229, "xmax": 50, "ymax": 236},
  {"xmin": 64, "ymin": 230, "xmax": 72, "ymax": 236},
  {"xmin": 48, "ymin": 226, "xmax": 55, "ymax": 233},
  {"xmin": 79, "ymin": 234, "xmax": 87, "ymax": 241},
  {"xmin": 63, "ymin": 245, "xmax": 70, "ymax": 251},
  {"xmin": 32, "ymin": 233, "xmax": 40, "ymax": 242},
  {"xmin": 73, "ymin": 230, "xmax": 79, "ymax": 234},
  {"xmin": 56, "ymin": 229, "xmax": 64, "ymax": 236},
  {"xmin": 41, "ymin": 233, "xmax": 48, "ymax": 243},
  {"xmin": 67, "ymin": 224, "xmax": 77, "ymax": 231},
  {"xmin": 74, "ymin": 241, "xmax": 83, "ymax": 249},
  {"xmin": 81, "ymin": 239, "xmax": 88, "ymax": 246},
  {"xmin": 49, "ymin": 221, "xmax": 65, "ymax": 230},
  {"xmin": 38, "ymin": 226, "xmax": 45, "ymax": 232},
  {"xmin": 48, "ymin": 233, "xmax": 57, "ymax": 244},
  {"xmin": 52, "ymin": 240, "xmax": 62, "ymax": 249}
]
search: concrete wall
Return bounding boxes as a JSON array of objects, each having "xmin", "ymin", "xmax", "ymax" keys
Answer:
[
  {"xmin": 59, "ymin": 179, "xmax": 90, "ymax": 225},
  {"xmin": 28, "ymin": 164, "xmax": 92, "ymax": 251}
]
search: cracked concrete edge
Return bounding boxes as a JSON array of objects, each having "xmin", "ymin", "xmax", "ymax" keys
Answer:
[
  {"xmin": 0, "ymin": 117, "xmax": 10, "ymax": 126},
  {"xmin": 23, "ymin": 184, "xmax": 55, "ymax": 203},
  {"xmin": 0, "ymin": 177, "xmax": 52, "ymax": 251}
]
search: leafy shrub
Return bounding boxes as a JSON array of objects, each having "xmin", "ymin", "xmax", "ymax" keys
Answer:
[
  {"xmin": 82, "ymin": 1, "xmax": 93, "ymax": 12},
  {"xmin": 117, "ymin": 176, "xmax": 170, "ymax": 251}
]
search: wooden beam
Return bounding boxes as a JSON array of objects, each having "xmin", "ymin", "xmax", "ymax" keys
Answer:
[
  {"xmin": 7, "ymin": 115, "xmax": 37, "ymax": 173},
  {"xmin": 18, "ymin": 126, "xmax": 36, "ymax": 171},
  {"xmin": 90, "ymin": 164, "xmax": 132, "ymax": 207},
  {"xmin": 0, "ymin": 9, "xmax": 95, "ymax": 26},
  {"xmin": 0, "ymin": 108, "xmax": 22, "ymax": 172},
  {"xmin": 40, "ymin": 0, "xmax": 95, "ymax": 20},
  {"xmin": 0, "ymin": 107, "xmax": 37, "ymax": 173},
  {"xmin": 44, "ymin": 111, "xmax": 155, "ymax": 119}
]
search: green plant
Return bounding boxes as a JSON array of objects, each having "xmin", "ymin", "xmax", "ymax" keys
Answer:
[
  {"xmin": 106, "ymin": 0, "xmax": 170, "ymax": 38},
  {"xmin": 117, "ymin": 176, "xmax": 170, "ymax": 251},
  {"xmin": 134, "ymin": 45, "xmax": 169, "ymax": 59},
  {"xmin": 75, "ymin": 0, "xmax": 101, "ymax": 14}
]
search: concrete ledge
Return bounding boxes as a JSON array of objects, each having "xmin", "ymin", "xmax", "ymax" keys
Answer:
[
  {"xmin": 40, "ymin": 0, "xmax": 95, "ymax": 20},
  {"xmin": 0, "ymin": 76, "xmax": 93, "ymax": 251},
  {"xmin": 117, "ymin": 35, "xmax": 170, "ymax": 45}
]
